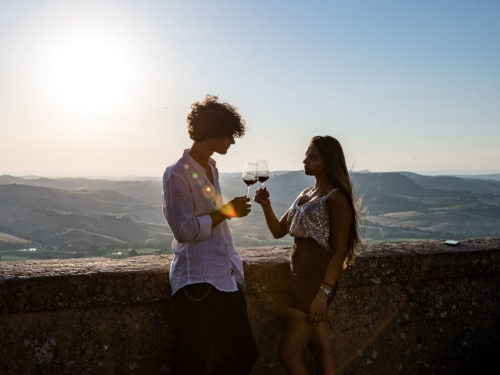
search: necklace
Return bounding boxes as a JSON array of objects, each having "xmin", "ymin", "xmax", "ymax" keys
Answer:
[{"xmin": 310, "ymin": 185, "xmax": 332, "ymax": 196}]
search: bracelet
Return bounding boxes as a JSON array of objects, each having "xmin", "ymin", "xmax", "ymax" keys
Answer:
[
  {"xmin": 321, "ymin": 281, "xmax": 335, "ymax": 289},
  {"xmin": 319, "ymin": 285, "xmax": 331, "ymax": 297}
]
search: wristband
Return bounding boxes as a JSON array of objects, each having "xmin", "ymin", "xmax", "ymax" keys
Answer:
[
  {"xmin": 321, "ymin": 281, "xmax": 335, "ymax": 289},
  {"xmin": 319, "ymin": 285, "xmax": 331, "ymax": 297}
]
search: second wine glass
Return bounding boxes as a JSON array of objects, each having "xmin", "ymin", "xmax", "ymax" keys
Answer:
[{"xmin": 256, "ymin": 160, "xmax": 270, "ymax": 187}]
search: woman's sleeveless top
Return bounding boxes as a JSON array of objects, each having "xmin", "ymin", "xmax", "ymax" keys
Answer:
[{"xmin": 287, "ymin": 188, "xmax": 338, "ymax": 252}]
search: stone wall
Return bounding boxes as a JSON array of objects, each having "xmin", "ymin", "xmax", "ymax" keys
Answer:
[{"xmin": 1, "ymin": 239, "xmax": 499, "ymax": 374}]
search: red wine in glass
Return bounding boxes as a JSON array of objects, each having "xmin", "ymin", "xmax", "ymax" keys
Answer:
[
  {"xmin": 257, "ymin": 176, "xmax": 269, "ymax": 183},
  {"xmin": 242, "ymin": 162, "xmax": 257, "ymax": 197},
  {"xmin": 244, "ymin": 179, "xmax": 258, "ymax": 186},
  {"xmin": 256, "ymin": 160, "xmax": 270, "ymax": 187}
]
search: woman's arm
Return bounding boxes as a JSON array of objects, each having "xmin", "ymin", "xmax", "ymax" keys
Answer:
[
  {"xmin": 261, "ymin": 201, "xmax": 289, "ymax": 239},
  {"xmin": 254, "ymin": 188, "xmax": 289, "ymax": 239},
  {"xmin": 322, "ymin": 191, "xmax": 352, "ymax": 287},
  {"xmin": 309, "ymin": 191, "xmax": 352, "ymax": 324}
]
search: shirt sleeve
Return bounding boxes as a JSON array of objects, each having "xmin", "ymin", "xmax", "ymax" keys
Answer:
[{"xmin": 162, "ymin": 171, "xmax": 212, "ymax": 243}]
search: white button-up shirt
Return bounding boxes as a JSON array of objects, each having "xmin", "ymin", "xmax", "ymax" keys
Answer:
[{"xmin": 162, "ymin": 150, "xmax": 245, "ymax": 295}]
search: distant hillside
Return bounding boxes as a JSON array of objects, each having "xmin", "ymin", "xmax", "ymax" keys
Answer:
[
  {"xmin": 0, "ymin": 232, "xmax": 31, "ymax": 248},
  {"xmin": 221, "ymin": 170, "xmax": 500, "ymax": 244},
  {"xmin": 0, "ymin": 175, "xmax": 163, "ymax": 205},
  {"xmin": 1, "ymin": 171, "xmax": 500, "ymax": 259},
  {"xmin": 400, "ymin": 172, "xmax": 500, "ymax": 194},
  {"xmin": 456, "ymin": 173, "xmax": 500, "ymax": 182},
  {"xmin": 352, "ymin": 172, "xmax": 427, "ymax": 196},
  {"xmin": 0, "ymin": 184, "xmax": 164, "ymax": 222},
  {"xmin": 0, "ymin": 184, "xmax": 171, "ymax": 255}
]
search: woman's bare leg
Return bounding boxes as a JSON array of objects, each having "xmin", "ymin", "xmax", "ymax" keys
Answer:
[
  {"xmin": 279, "ymin": 307, "xmax": 316, "ymax": 375},
  {"xmin": 308, "ymin": 323, "xmax": 335, "ymax": 375}
]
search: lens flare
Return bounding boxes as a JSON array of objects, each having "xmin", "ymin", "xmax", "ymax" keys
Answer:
[
  {"xmin": 202, "ymin": 185, "xmax": 216, "ymax": 199},
  {"xmin": 183, "ymin": 163, "xmax": 190, "ymax": 170},
  {"xmin": 192, "ymin": 172, "xmax": 198, "ymax": 179},
  {"xmin": 220, "ymin": 202, "xmax": 237, "ymax": 218}
]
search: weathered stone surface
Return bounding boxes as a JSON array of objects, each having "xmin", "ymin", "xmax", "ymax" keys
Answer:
[
  {"xmin": 1, "ymin": 239, "xmax": 499, "ymax": 374},
  {"xmin": 1, "ymin": 302, "xmax": 174, "ymax": 374}
]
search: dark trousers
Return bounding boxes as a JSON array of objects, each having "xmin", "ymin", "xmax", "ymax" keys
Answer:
[{"xmin": 172, "ymin": 283, "xmax": 259, "ymax": 375}]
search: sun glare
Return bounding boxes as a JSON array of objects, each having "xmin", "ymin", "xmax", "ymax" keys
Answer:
[{"xmin": 42, "ymin": 31, "xmax": 136, "ymax": 115}]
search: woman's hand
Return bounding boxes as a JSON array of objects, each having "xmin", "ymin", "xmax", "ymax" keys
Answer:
[
  {"xmin": 253, "ymin": 187, "xmax": 270, "ymax": 205},
  {"xmin": 308, "ymin": 294, "xmax": 328, "ymax": 325}
]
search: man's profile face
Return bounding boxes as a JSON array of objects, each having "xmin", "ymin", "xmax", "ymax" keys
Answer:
[{"xmin": 209, "ymin": 136, "xmax": 235, "ymax": 155}]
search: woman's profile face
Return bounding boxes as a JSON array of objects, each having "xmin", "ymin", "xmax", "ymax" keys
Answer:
[{"xmin": 303, "ymin": 145, "xmax": 325, "ymax": 176}]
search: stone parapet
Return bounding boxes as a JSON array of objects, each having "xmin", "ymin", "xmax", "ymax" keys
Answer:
[{"xmin": 1, "ymin": 239, "xmax": 499, "ymax": 374}]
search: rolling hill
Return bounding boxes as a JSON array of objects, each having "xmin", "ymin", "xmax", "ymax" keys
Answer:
[
  {"xmin": 0, "ymin": 184, "xmax": 171, "ymax": 256},
  {"xmin": 1, "ymin": 171, "xmax": 500, "ymax": 259}
]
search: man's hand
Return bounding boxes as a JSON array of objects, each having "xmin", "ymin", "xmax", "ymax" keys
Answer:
[{"xmin": 221, "ymin": 196, "xmax": 251, "ymax": 218}]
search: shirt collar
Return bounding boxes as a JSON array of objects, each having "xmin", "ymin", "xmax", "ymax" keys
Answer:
[{"xmin": 182, "ymin": 149, "xmax": 216, "ymax": 175}]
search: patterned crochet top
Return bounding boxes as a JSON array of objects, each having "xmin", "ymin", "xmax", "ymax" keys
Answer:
[{"xmin": 287, "ymin": 188, "xmax": 338, "ymax": 251}]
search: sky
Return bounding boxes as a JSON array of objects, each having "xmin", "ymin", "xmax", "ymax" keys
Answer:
[{"xmin": 1, "ymin": 0, "xmax": 499, "ymax": 177}]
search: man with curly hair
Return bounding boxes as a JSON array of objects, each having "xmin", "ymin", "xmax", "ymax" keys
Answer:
[{"xmin": 162, "ymin": 95, "xmax": 258, "ymax": 374}]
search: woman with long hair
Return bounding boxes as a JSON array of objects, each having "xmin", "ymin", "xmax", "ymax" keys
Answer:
[{"xmin": 254, "ymin": 135, "xmax": 361, "ymax": 375}]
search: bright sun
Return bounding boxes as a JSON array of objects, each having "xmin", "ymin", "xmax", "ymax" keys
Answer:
[{"xmin": 42, "ymin": 31, "xmax": 136, "ymax": 115}]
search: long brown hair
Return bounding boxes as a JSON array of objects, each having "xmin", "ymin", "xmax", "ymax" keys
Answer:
[{"xmin": 310, "ymin": 135, "xmax": 362, "ymax": 264}]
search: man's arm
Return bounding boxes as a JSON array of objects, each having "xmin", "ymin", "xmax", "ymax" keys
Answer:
[
  {"xmin": 162, "ymin": 172, "xmax": 213, "ymax": 243},
  {"xmin": 163, "ymin": 172, "xmax": 252, "ymax": 242},
  {"xmin": 209, "ymin": 210, "xmax": 228, "ymax": 228}
]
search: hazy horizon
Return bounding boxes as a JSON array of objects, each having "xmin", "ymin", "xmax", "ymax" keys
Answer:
[
  {"xmin": 2, "ymin": 168, "xmax": 500, "ymax": 180},
  {"xmin": 1, "ymin": 0, "xmax": 499, "ymax": 177}
]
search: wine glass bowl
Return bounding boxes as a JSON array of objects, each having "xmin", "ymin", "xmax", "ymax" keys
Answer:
[
  {"xmin": 256, "ymin": 160, "xmax": 270, "ymax": 186},
  {"xmin": 242, "ymin": 162, "xmax": 257, "ymax": 197}
]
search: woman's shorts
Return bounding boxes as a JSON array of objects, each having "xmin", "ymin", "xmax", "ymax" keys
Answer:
[{"xmin": 289, "ymin": 237, "xmax": 339, "ymax": 313}]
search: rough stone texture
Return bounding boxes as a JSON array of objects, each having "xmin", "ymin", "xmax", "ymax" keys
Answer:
[{"xmin": 1, "ymin": 240, "xmax": 499, "ymax": 374}]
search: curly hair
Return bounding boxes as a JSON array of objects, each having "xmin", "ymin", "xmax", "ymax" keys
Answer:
[
  {"xmin": 187, "ymin": 95, "xmax": 246, "ymax": 141},
  {"xmin": 310, "ymin": 135, "xmax": 363, "ymax": 265}
]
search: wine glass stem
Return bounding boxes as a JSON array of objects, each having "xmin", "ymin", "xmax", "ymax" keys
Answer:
[{"xmin": 247, "ymin": 186, "xmax": 250, "ymax": 197}]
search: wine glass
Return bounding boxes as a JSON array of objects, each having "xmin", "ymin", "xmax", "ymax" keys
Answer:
[
  {"xmin": 242, "ymin": 162, "xmax": 257, "ymax": 197},
  {"xmin": 256, "ymin": 160, "xmax": 270, "ymax": 187}
]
